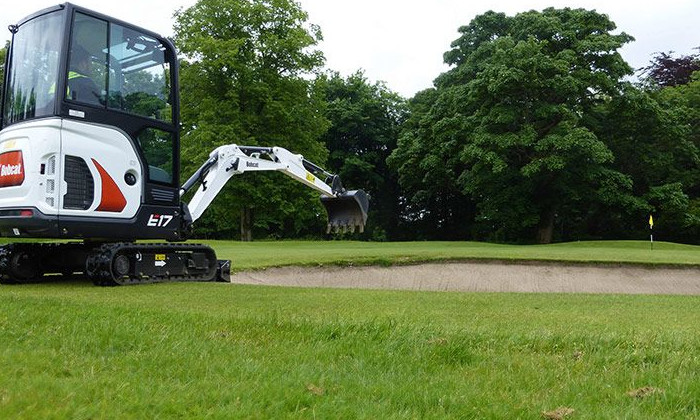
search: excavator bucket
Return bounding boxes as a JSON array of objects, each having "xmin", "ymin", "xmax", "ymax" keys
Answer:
[{"xmin": 320, "ymin": 190, "xmax": 369, "ymax": 233}]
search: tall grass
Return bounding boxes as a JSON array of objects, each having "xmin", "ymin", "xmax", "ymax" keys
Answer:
[{"xmin": 1, "ymin": 282, "xmax": 698, "ymax": 418}]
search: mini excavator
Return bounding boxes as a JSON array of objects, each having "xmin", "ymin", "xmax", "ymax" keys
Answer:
[{"xmin": 0, "ymin": 3, "xmax": 368, "ymax": 285}]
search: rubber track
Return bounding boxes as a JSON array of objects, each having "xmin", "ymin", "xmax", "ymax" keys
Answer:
[
  {"xmin": 0, "ymin": 243, "xmax": 74, "ymax": 284},
  {"xmin": 86, "ymin": 242, "xmax": 218, "ymax": 286},
  {"xmin": 0, "ymin": 244, "xmax": 18, "ymax": 284}
]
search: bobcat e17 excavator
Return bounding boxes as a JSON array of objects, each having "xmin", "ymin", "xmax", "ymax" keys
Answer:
[{"xmin": 0, "ymin": 3, "xmax": 368, "ymax": 285}]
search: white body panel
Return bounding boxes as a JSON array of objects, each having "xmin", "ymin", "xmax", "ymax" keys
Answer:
[
  {"xmin": 0, "ymin": 118, "xmax": 62, "ymax": 215},
  {"xmin": 0, "ymin": 117, "xmax": 142, "ymax": 219},
  {"xmin": 60, "ymin": 119, "xmax": 142, "ymax": 219}
]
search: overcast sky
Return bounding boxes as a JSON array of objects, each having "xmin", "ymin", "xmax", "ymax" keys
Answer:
[{"xmin": 2, "ymin": 0, "xmax": 698, "ymax": 97}]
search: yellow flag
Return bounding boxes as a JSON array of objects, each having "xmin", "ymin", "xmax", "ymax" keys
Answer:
[{"xmin": 649, "ymin": 215, "xmax": 654, "ymax": 228}]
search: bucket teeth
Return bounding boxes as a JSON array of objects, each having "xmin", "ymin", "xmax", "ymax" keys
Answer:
[
  {"xmin": 326, "ymin": 219, "xmax": 364, "ymax": 234},
  {"xmin": 320, "ymin": 190, "xmax": 369, "ymax": 234}
]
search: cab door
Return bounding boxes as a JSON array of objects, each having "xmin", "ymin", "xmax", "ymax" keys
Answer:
[
  {"xmin": 58, "ymin": 11, "xmax": 142, "ymax": 220},
  {"xmin": 57, "ymin": 8, "xmax": 180, "ymax": 227}
]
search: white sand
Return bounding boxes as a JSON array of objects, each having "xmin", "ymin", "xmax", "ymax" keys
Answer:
[{"xmin": 231, "ymin": 262, "xmax": 700, "ymax": 295}]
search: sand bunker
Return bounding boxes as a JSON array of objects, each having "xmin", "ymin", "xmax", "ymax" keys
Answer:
[{"xmin": 231, "ymin": 261, "xmax": 700, "ymax": 295}]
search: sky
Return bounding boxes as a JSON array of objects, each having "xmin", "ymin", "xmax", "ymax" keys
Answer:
[{"xmin": 2, "ymin": 0, "xmax": 698, "ymax": 98}]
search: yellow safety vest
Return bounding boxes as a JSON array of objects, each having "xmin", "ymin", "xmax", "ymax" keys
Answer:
[{"xmin": 48, "ymin": 71, "xmax": 89, "ymax": 97}]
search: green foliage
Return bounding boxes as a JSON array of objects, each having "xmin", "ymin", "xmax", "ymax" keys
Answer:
[
  {"xmin": 392, "ymin": 8, "xmax": 640, "ymax": 243},
  {"xmin": 174, "ymin": 0, "xmax": 329, "ymax": 239},
  {"xmin": 587, "ymin": 74, "xmax": 700, "ymax": 242},
  {"xmin": 318, "ymin": 71, "xmax": 407, "ymax": 240},
  {"xmin": 654, "ymin": 72, "xmax": 700, "ymax": 242},
  {"xmin": 388, "ymin": 88, "xmax": 477, "ymax": 240},
  {"xmin": 654, "ymin": 72, "xmax": 700, "ymax": 191}
]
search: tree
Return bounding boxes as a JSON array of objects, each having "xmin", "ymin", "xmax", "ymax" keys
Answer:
[
  {"xmin": 639, "ymin": 50, "xmax": 700, "ymax": 87},
  {"xmin": 319, "ymin": 71, "xmax": 406, "ymax": 240},
  {"xmin": 391, "ymin": 8, "xmax": 636, "ymax": 243},
  {"xmin": 388, "ymin": 88, "xmax": 478, "ymax": 240},
  {"xmin": 637, "ymin": 74, "xmax": 700, "ymax": 243},
  {"xmin": 583, "ymin": 86, "xmax": 682, "ymax": 239},
  {"xmin": 657, "ymin": 72, "xmax": 700, "ymax": 202},
  {"xmin": 174, "ymin": 0, "xmax": 329, "ymax": 240}
]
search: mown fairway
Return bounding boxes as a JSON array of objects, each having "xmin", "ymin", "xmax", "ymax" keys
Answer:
[
  {"xmin": 209, "ymin": 240, "xmax": 700, "ymax": 270},
  {"xmin": 0, "ymin": 240, "xmax": 699, "ymax": 418}
]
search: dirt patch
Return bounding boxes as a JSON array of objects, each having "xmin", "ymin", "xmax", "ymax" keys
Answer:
[
  {"xmin": 231, "ymin": 261, "xmax": 700, "ymax": 295},
  {"xmin": 626, "ymin": 386, "xmax": 665, "ymax": 398},
  {"xmin": 542, "ymin": 407, "xmax": 575, "ymax": 420}
]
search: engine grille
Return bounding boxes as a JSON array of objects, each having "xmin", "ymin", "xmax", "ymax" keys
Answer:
[
  {"xmin": 63, "ymin": 156, "xmax": 94, "ymax": 210},
  {"xmin": 149, "ymin": 187, "xmax": 176, "ymax": 203}
]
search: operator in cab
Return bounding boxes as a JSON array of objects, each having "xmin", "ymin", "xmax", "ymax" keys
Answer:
[{"xmin": 66, "ymin": 44, "xmax": 102, "ymax": 105}]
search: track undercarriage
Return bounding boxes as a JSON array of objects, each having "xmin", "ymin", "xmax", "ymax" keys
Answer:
[{"xmin": 0, "ymin": 242, "xmax": 230, "ymax": 286}]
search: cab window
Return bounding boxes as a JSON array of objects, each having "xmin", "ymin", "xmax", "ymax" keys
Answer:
[
  {"xmin": 67, "ymin": 12, "xmax": 108, "ymax": 106},
  {"xmin": 138, "ymin": 128, "xmax": 174, "ymax": 184},
  {"xmin": 2, "ymin": 11, "xmax": 64, "ymax": 126},
  {"xmin": 108, "ymin": 24, "xmax": 172, "ymax": 122},
  {"xmin": 68, "ymin": 12, "xmax": 173, "ymax": 122}
]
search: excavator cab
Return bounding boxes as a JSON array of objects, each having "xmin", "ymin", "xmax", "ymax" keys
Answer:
[{"xmin": 0, "ymin": 3, "xmax": 182, "ymax": 241}]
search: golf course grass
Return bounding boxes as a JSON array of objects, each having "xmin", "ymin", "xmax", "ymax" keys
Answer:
[
  {"xmin": 208, "ymin": 239, "xmax": 699, "ymax": 270},
  {"xmin": 0, "ymin": 240, "xmax": 698, "ymax": 418}
]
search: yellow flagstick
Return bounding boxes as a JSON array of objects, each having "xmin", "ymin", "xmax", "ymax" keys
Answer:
[{"xmin": 648, "ymin": 215, "xmax": 654, "ymax": 251}]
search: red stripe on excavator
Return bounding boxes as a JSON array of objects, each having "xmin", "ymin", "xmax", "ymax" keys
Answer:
[{"xmin": 92, "ymin": 158, "xmax": 127, "ymax": 212}]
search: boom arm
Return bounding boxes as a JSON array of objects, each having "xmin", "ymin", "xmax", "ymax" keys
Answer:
[{"xmin": 180, "ymin": 144, "xmax": 368, "ymax": 233}]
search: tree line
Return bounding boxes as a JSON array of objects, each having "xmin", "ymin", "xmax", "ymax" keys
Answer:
[
  {"xmin": 0, "ymin": 2, "xmax": 694, "ymax": 243},
  {"xmin": 170, "ymin": 1, "xmax": 698, "ymax": 244}
]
